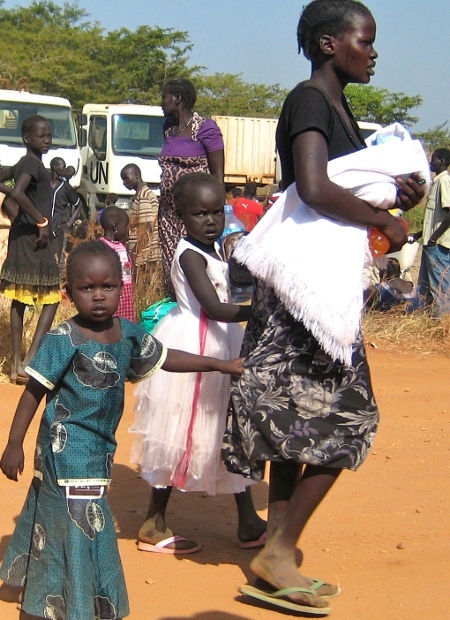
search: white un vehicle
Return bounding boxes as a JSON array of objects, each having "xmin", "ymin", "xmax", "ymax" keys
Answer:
[{"xmin": 0, "ymin": 90, "xmax": 81, "ymax": 185}]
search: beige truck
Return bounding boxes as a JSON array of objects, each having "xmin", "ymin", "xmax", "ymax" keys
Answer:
[{"xmin": 212, "ymin": 115, "xmax": 278, "ymax": 186}]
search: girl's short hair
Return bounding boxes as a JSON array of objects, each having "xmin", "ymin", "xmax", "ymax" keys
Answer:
[
  {"xmin": 173, "ymin": 172, "xmax": 222, "ymax": 218},
  {"xmin": 99, "ymin": 206, "xmax": 129, "ymax": 230},
  {"xmin": 163, "ymin": 78, "xmax": 197, "ymax": 109},
  {"xmin": 297, "ymin": 0, "xmax": 371, "ymax": 60},
  {"xmin": 21, "ymin": 114, "xmax": 50, "ymax": 135},
  {"xmin": 66, "ymin": 240, "xmax": 122, "ymax": 289}
]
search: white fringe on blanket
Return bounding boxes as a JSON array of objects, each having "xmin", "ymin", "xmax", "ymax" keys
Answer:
[{"xmin": 234, "ymin": 123, "xmax": 430, "ymax": 365}]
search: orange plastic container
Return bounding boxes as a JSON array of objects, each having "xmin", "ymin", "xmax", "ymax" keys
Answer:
[{"xmin": 368, "ymin": 218, "xmax": 409, "ymax": 257}]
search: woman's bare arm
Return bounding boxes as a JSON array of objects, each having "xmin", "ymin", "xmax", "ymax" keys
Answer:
[{"xmin": 292, "ymin": 130, "xmax": 409, "ymax": 251}]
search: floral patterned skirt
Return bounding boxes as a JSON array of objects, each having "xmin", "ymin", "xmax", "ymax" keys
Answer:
[
  {"xmin": 222, "ymin": 280, "xmax": 379, "ymax": 481},
  {"xmin": 158, "ymin": 155, "xmax": 209, "ymax": 299},
  {"xmin": 0, "ymin": 453, "xmax": 129, "ymax": 620}
]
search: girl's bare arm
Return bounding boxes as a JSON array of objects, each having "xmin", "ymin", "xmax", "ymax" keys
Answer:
[
  {"xmin": 162, "ymin": 349, "xmax": 243, "ymax": 376},
  {"xmin": 180, "ymin": 249, "xmax": 251, "ymax": 322},
  {"xmin": 0, "ymin": 378, "xmax": 47, "ymax": 481},
  {"xmin": 10, "ymin": 173, "xmax": 48, "ymax": 224}
]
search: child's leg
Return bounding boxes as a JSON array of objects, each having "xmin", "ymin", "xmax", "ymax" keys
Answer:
[
  {"xmin": 10, "ymin": 300, "xmax": 26, "ymax": 380},
  {"xmin": 139, "ymin": 486, "xmax": 172, "ymax": 539},
  {"xmin": 234, "ymin": 487, "xmax": 266, "ymax": 545},
  {"xmin": 249, "ymin": 462, "xmax": 341, "ymax": 608},
  {"xmin": 138, "ymin": 486, "xmax": 199, "ymax": 552},
  {"xmin": 22, "ymin": 302, "xmax": 59, "ymax": 368}
]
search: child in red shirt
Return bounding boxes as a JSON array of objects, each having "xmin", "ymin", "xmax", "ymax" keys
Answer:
[{"xmin": 231, "ymin": 181, "xmax": 264, "ymax": 231}]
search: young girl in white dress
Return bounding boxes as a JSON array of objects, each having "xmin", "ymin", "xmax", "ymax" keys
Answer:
[{"xmin": 130, "ymin": 172, "xmax": 265, "ymax": 554}]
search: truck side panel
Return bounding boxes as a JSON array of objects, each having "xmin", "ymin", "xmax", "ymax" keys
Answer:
[{"xmin": 212, "ymin": 116, "xmax": 277, "ymax": 185}]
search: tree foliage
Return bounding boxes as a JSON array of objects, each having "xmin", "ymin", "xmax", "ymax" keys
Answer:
[
  {"xmin": 0, "ymin": 1, "xmax": 196, "ymax": 109},
  {"xmin": 0, "ymin": 1, "xmax": 286, "ymax": 117},
  {"xmin": 194, "ymin": 74, "xmax": 288, "ymax": 117},
  {"xmin": 0, "ymin": 1, "xmax": 440, "ymax": 131},
  {"xmin": 93, "ymin": 26, "xmax": 199, "ymax": 106},
  {"xmin": 345, "ymin": 84, "xmax": 422, "ymax": 127},
  {"xmin": 413, "ymin": 122, "xmax": 450, "ymax": 154}
]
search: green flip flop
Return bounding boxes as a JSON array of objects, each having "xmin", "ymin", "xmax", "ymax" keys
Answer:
[
  {"xmin": 239, "ymin": 584, "xmax": 332, "ymax": 615},
  {"xmin": 309, "ymin": 577, "xmax": 342, "ymax": 598}
]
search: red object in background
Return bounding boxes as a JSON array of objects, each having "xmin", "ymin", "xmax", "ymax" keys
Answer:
[
  {"xmin": 369, "ymin": 218, "xmax": 409, "ymax": 257},
  {"xmin": 266, "ymin": 191, "xmax": 283, "ymax": 210}
]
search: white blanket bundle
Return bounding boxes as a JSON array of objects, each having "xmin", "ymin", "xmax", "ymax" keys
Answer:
[{"xmin": 233, "ymin": 123, "xmax": 430, "ymax": 365}]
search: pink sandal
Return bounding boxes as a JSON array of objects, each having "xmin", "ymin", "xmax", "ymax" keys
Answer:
[{"xmin": 137, "ymin": 535, "xmax": 201, "ymax": 555}]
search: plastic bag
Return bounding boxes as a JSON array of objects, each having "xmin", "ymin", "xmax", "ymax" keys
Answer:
[{"xmin": 141, "ymin": 297, "xmax": 177, "ymax": 333}]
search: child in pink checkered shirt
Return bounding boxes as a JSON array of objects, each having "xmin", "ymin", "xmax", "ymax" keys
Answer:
[{"xmin": 99, "ymin": 206, "xmax": 135, "ymax": 322}]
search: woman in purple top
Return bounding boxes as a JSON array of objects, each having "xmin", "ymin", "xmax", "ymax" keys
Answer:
[{"xmin": 158, "ymin": 78, "xmax": 225, "ymax": 298}]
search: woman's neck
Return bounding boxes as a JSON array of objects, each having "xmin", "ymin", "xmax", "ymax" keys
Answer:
[
  {"xmin": 178, "ymin": 108, "xmax": 194, "ymax": 125},
  {"xmin": 310, "ymin": 64, "xmax": 359, "ymax": 121},
  {"xmin": 309, "ymin": 67, "xmax": 345, "ymax": 107},
  {"xmin": 169, "ymin": 109, "xmax": 194, "ymax": 136}
]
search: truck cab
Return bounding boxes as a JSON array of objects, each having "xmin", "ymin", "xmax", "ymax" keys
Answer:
[
  {"xmin": 0, "ymin": 90, "xmax": 81, "ymax": 185},
  {"xmin": 79, "ymin": 103, "xmax": 165, "ymax": 216}
]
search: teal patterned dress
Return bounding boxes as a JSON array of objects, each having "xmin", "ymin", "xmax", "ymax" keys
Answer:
[{"xmin": 0, "ymin": 319, "xmax": 166, "ymax": 620}]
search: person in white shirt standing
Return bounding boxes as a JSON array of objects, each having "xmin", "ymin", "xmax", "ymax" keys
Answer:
[{"xmin": 414, "ymin": 148, "xmax": 450, "ymax": 317}]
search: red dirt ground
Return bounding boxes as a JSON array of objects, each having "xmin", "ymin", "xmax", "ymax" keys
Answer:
[{"xmin": 0, "ymin": 348, "xmax": 449, "ymax": 619}]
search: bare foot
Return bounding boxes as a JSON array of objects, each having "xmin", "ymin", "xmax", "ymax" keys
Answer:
[
  {"xmin": 249, "ymin": 545, "xmax": 329, "ymax": 609},
  {"xmin": 138, "ymin": 518, "xmax": 199, "ymax": 552}
]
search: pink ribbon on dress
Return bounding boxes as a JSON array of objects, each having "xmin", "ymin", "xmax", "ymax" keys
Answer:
[{"xmin": 171, "ymin": 310, "xmax": 208, "ymax": 488}]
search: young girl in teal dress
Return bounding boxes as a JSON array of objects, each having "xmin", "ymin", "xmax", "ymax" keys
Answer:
[{"xmin": 0, "ymin": 240, "xmax": 243, "ymax": 620}]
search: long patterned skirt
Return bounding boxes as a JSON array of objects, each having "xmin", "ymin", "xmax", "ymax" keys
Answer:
[
  {"xmin": 158, "ymin": 154, "xmax": 209, "ymax": 299},
  {"xmin": 222, "ymin": 280, "xmax": 379, "ymax": 481},
  {"xmin": 0, "ymin": 454, "xmax": 129, "ymax": 620},
  {"xmin": 158, "ymin": 191, "xmax": 185, "ymax": 300}
]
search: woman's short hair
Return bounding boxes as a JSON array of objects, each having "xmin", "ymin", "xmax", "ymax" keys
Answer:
[
  {"xmin": 297, "ymin": 0, "xmax": 371, "ymax": 60},
  {"xmin": 163, "ymin": 78, "xmax": 197, "ymax": 109}
]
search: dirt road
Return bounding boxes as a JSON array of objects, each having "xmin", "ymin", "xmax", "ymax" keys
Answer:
[{"xmin": 0, "ymin": 349, "xmax": 449, "ymax": 619}]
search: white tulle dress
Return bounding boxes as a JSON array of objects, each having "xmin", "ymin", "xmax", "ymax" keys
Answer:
[{"xmin": 130, "ymin": 238, "xmax": 253, "ymax": 494}]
